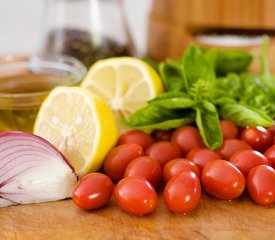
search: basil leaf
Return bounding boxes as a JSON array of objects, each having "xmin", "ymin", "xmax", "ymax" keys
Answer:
[
  {"xmin": 204, "ymin": 48, "xmax": 219, "ymax": 68},
  {"xmin": 129, "ymin": 117, "xmax": 195, "ymax": 131},
  {"xmin": 220, "ymin": 103, "xmax": 274, "ymax": 127},
  {"xmin": 195, "ymin": 101, "xmax": 222, "ymax": 149},
  {"xmin": 124, "ymin": 105, "xmax": 190, "ymax": 127},
  {"xmin": 215, "ymin": 49, "xmax": 252, "ymax": 76},
  {"xmin": 215, "ymin": 73, "xmax": 241, "ymax": 98},
  {"xmin": 260, "ymin": 36, "xmax": 275, "ymax": 94},
  {"xmin": 211, "ymin": 95, "xmax": 236, "ymax": 106},
  {"xmin": 159, "ymin": 60, "xmax": 187, "ymax": 92},
  {"xmin": 183, "ymin": 45, "xmax": 216, "ymax": 88},
  {"xmin": 149, "ymin": 92, "xmax": 195, "ymax": 109}
]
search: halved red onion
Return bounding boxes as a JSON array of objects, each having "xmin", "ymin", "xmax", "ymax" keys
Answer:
[{"xmin": 0, "ymin": 131, "xmax": 77, "ymax": 207}]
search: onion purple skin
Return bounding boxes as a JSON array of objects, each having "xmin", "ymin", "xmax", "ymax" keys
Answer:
[
  {"xmin": 0, "ymin": 131, "xmax": 78, "ymax": 208},
  {"xmin": 0, "ymin": 131, "xmax": 76, "ymax": 173}
]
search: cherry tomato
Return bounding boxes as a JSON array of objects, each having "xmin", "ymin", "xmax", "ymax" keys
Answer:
[
  {"xmin": 241, "ymin": 126, "xmax": 273, "ymax": 153},
  {"xmin": 162, "ymin": 158, "xmax": 200, "ymax": 183},
  {"xmin": 247, "ymin": 165, "xmax": 275, "ymax": 206},
  {"xmin": 103, "ymin": 143, "xmax": 144, "ymax": 182},
  {"xmin": 186, "ymin": 148, "xmax": 221, "ymax": 171},
  {"xmin": 266, "ymin": 126, "xmax": 275, "ymax": 144},
  {"xmin": 145, "ymin": 141, "xmax": 181, "ymax": 167},
  {"xmin": 220, "ymin": 119, "xmax": 239, "ymax": 139},
  {"xmin": 124, "ymin": 156, "xmax": 162, "ymax": 188},
  {"xmin": 264, "ymin": 145, "xmax": 275, "ymax": 168},
  {"xmin": 117, "ymin": 130, "xmax": 155, "ymax": 150},
  {"xmin": 266, "ymin": 125, "xmax": 275, "ymax": 137},
  {"xmin": 72, "ymin": 173, "xmax": 113, "ymax": 210},
  {"xmin": 215, "ymin": 139, "xmax": 251, "ymax": 160},
  {"xmin": 201, "ymin": 160, "xmax": 246, "ymax": 200},
  {"xmin": 163, "ymin": 171, "xmax": 201, "ymax": 214},
  {"xmin": 229, "ymin": 149, "xmax": 271, "ymax": 176},
  {"xmin": 171, "ymin": 126, "xmax": 205, "ymax": 156},
  {"xmin": 113, "ymin": 176, "xmax": 158, "ymax": 216},
  {"xmin": 152, "ymin": 129, "xmax": 174, "ymax": 141}
]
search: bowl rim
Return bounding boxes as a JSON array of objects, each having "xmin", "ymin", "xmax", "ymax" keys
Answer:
[{"xmin": 0, "ymin": 54, "xmax": 87, "ymax": 102}]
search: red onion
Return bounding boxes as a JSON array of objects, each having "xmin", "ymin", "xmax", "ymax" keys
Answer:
[{"xmin": 0, "ymin": 131, "xmax": 77, "ymax": 207}]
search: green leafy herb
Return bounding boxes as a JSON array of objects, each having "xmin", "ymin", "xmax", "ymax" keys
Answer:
[
  {"xmin": 195, "ymin": 101, "xmax": 222, "ymax": 149},
  {"xmin": 215, "ymin": 49, "xmax": 252, "ymax": 76},
  {"xmin": 149, "ymin": 92, "xmax": 195, "ymax": 109},
  {"xmin": 159, "ymin": 60, "xmax": 187, "ymax": 92},
  {"xmin": 220, "ymin": 103, "xmax": 274, "ymax": 127},
  {"xmin": 125, "ymin": 37, "xmax": 275, "ymax": 149},
  {"xmin": 183, "ymin": 45, "xmax": 216, "ymax": 88}
]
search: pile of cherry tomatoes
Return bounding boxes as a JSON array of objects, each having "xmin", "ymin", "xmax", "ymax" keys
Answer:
[{"xmin": 72, "ymin": 120, "xmax": 275, "ymax": 216}]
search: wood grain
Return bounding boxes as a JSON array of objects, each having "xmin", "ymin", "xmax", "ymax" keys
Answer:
[
  {"xmin": 150, "ymin": 0, "xmax": 275, "ymax": 29},
  {"xmin": 1, "ymin": 193, "xmax": 275, "ymax": 240}
]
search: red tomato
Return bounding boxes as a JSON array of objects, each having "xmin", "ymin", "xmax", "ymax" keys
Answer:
[
  {"xmin": 103, "ymin": 143, "xmax": 144, "ymax": 182},
  {"xmin": 163, "ymin": 171, "xmax": 201, "ymax": 214},
  {"xmin": 241, "ymin": 126, "xmax": 273, "ymax": 153},
  {"xmin": 186, "ymin": 148, "xmax": 221, "ymax": 171},
  {"xmin": 266, "ymin": 126, "xmax": 275, "ymax": 144},
  {"xmin": 171, "ymin": 126, "xmax": 205, "ymax": 156},
  {"xmin": 152, "ymin": 129, "xmax": 174, "ymax": 141},
  {"xmin": 266, "ymin": 126, "xmax": 275, "ymax": 137},
  {"xmin": 215, "ymin": 139, "xmax": 251, "ymax": 160},
  {"xmin": 220, "ymin": 119, "xmax": 239, "ymax": 139},
  {"xmin": 162, "ymin": 158, "xmax": 200, "ymax": 183},
  {"xmin": 72, "ymin": 173, "xmax": 113, "ymax": 210},
  {"xmin": 264, "ymin": 145, "xmax": 275, "ymax": 168},
  {"xmin": 113, "ymin": 177, "xmax": 158, "ymax": 216},
  {"xmin": 201, "ymin": 160, "xmax": 246, "ymax": 200},
  {"xmin": 124, "ymin": 156, "xmax": 162, "ymax": 188},
  {"xmin": 117, "ymin": 130, "xmax": 155, "ymax": 150},
  {"xmin": 145, "ymin": 141, "xmax": 181, "ymax": 167},
  {"xmin": 247, "ymin": 165, "xmax": 275, "ymax": 206},
  {"xmin": 229, "ymin": 149, "xmax": 271, "ymax": 177}
]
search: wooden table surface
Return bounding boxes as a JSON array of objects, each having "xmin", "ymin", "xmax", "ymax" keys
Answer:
[{"xmin": 1, "ymin": 192, "xmax": 275, "ymax": 240}]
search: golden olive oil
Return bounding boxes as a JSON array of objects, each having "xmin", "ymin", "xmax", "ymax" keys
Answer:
[{"xmin": 0, "ymin": 72, "xmax": 74, "ymax": 132}]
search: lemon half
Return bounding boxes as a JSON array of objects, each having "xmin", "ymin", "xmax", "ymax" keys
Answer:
[
  {"xmin": 34, "ymin": 86, "xmax": 118, "ymax": 177},
  {"xmin": 80, "ymin": 57, "xmax": 164, "ymax": 133}
]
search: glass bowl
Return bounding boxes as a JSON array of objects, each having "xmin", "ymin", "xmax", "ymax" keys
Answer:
[{"xmin": 0, "ymin": 54, "xmax": 87, "ymax": 132}]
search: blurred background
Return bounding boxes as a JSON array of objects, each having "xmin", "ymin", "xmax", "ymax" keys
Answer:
[
  {"xmin": 1, "ymin": 0, "xmax": 275, "ymax": 70},
  {"xmin": 0, "ymin": 0, "xmax": 152, "ymax": 58}
]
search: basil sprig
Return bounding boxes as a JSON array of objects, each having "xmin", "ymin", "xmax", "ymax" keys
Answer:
[{"xmin": 125, "ymin": 39, "xmax": 275, "ymax": 149}]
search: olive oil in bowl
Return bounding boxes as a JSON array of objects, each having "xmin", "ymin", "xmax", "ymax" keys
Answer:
[{"xmin": 0, "ymin": 55, "xmax": 86, "ymax": 132}]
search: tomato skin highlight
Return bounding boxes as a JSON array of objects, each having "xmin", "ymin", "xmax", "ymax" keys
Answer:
[
  {"xmin": 117, "ymin": 130, "xmax": 155, "ymax": 151},
  {"xmin": 145, "ymin": 141, "xmax": 182, "ymax": 167},
  {"xmin": 201, "ymin": 160, "xmax": 246, "ymax": 200},
  {"xmin": 171, "ymin": 126, "xmax": 205, "ymax": 156},
  {"xmin": 162, "ymin": 158, "xmax": 201, "ymax": 183},
  {"xmin": 241, "ymin": 126, "xmax": 273, "ymax": 153},
  {"xmin": 124, "ymin": 156, "xmax": 162, "ymax": 188},
  {"xmin": 220, "ymin": 119, "xmax": 239, "ymax": 139},
  {"xmin": 72, "ymin": 173, "xmax": 114, "ymax": 210},
  {"xmin": 264, "ymin": 145, "xmax": 275, "ymax": 168},
  {"xmin": 163, "ymin": 171, "xmax": 201, "ymax": 214},
  {"xmin": 247, "ymin": 165, "xmax": 275, "ymax": 206},
  {"xmin": 229, "ymin": 149, "xmax": 271, "ymax": 177},
  {"xmin": 186, "ymin": 148, "xmax": 221, "ymax": 171},
  {"xmin": 215, "ymin": 139, "xmax": 251, "ymax": 160},
  {"xmin": 103, "ymin": 143, "xmax": 144, "ymax": 182},
  {"xmin": 113, "ymin": 177, "xmax": 158, "ymax": 216}
]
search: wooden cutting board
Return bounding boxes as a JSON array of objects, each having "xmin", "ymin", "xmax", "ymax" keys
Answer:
[{"xmin": 1, "ymin": 193, "xmax": 275, "ymax": 240}]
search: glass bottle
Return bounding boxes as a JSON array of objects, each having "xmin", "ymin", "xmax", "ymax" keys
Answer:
[{"xmin": 40, "ymin": 0, "xmax": 131, "ymax": 68}]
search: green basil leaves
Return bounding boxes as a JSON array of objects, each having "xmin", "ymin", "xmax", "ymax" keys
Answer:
[{"xmin": 125, "ymin": 39, "xmax": 275, "ymax": 150}]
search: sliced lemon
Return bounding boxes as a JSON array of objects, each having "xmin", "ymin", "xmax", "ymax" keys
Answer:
[
  {"xmin": 80, "ymin": 57, "xmax": 164, "ymax": 133},
  {"xmin": 33, "ymin": 86, "xmax": 118, "ymax": 177}
]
